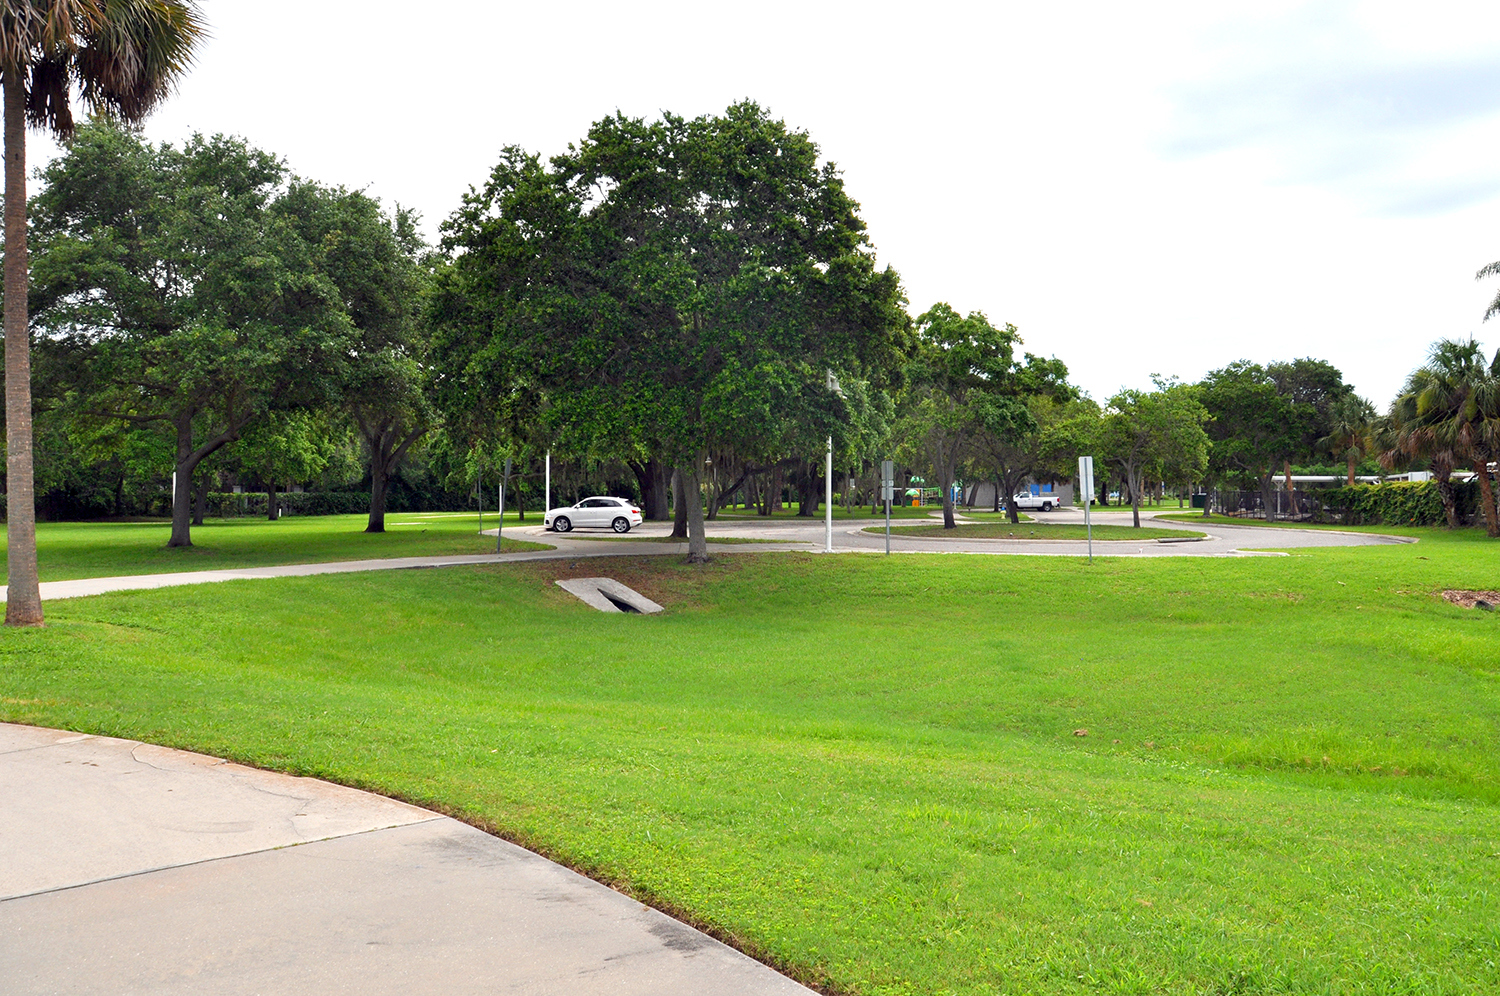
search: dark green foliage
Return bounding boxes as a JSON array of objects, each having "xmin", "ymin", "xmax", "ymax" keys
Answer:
[
  {"xmin": 431, "ymin": 102, "xmax": 913, "ymax": 554},
  {"xmin": 1315, "ymin": 480, "xmax": 1480, "ymax": 526}
]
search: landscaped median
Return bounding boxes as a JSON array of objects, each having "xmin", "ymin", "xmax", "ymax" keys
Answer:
[
  {"xmin": 864, "ymin": 521, "xmax": 1205, "ymax": 540},
  {"xmin": 3, "ymin": 532, "xmax": 1497, "ymax": 994}
]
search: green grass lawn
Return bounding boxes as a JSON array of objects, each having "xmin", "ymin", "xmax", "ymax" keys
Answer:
[
  {"xmin": 1156, "ymin": 512, "xmax": 1474, "ymax": 538},
  {"xmin": 3, "ymin": 534, "xmax": 1499, "ymax": 993},
  {"xmin": 950, "ymin": 511, "xmax": 1037, "ymax": 523},
  {"xmin": 870, "ymin": 522, "xmax": 1203, "ymax": 541},
  {"xmin": 3, "ymin": 513, "xmax": 552, "ymax": 582},
  {"xmin": 563, "ymin": 534, "xmax": 791, "ymax": 545}
]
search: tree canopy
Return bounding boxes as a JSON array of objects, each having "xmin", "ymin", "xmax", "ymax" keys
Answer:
[{"xmin": 432, "ymin": 101, "xmax": 912, "ymax": 559}]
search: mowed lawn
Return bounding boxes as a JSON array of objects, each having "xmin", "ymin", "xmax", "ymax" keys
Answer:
[
  {"xmin": 3, "ymin": 532, "xmax": 1499, "ymax": 994},
  {"xmin": 1, "ymin": 513, "xmax": 551, "ymax": 582},
  {"xmin": 870, "ymin": 522, "xmax": 1201, "ymax": 541}
]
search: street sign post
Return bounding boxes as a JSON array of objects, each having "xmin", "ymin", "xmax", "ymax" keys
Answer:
[
  {"xmin": 881, "ymin": 459, "xmax": 895, "ymax": 555},
  {"xmin": 497, "ymin": 457, "xmax": 512, "ymax": 553},
  {"xmin": 1078, "ymin": 455, "xmax": 1095, "ymax": 564}
]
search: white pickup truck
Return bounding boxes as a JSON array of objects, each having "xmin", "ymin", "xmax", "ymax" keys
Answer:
[{"xmin": 1009, "ymin": 492, "xmax": 1062, "ymax": 512}]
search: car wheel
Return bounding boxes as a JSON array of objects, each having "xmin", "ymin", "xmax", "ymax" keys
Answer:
[
  {"xmin": 554, "ymin": 516, "xmax": 572, "ymax": 533},
  {"xmin": 611, "ymin": 517, "xmax": 630, "ymax": 534},
  {"xmin": 1041, "ymin": 502, "xmax": 1052, "ymax": 511}
]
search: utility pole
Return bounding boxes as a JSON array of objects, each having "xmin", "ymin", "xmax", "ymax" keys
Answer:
[
  {"xmin": 825, "ymin": 370, "xmax": 844, "ymax": 555},
  {"xmin": 496, "ymin": 457, "xmax": 511, "ymax": 553}
]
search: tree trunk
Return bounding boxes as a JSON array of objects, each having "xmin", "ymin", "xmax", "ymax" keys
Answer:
[
  {"xmin": 1346, "ymin": 451, "xmax": 1357, "ymax": 487},
  {"xmin": 670, "ymin": 468, "xmax": 687, "ymax": 538},
  {"xmin": 367, "ymin": 468, "xmax": 388, "ymax": 533},
  {"xmin": 681, "ymin": 460, "xmax": 708, "ymax": 563},
  {"xmin": 192, "ymin": 473, "xmax": 208, "ymax": 526},
  {"xmin": 267, "ymin": 480, "xmax": 279, "ymax": 521},
  {"xmin": 1130, "ymin": 467, "xmax": 1142, "ymax": 528},
  {"xmin": 992, "ymin": 477, "xmax": 1002, "ymax": 514},
  {"xmin": 1002, "ymin": 470, "xmax": 1024, "ymax": 525},
  {"xmin": 168, "ymin": 413, "xmax": 240, "ymax": 547},
  {"xmin": 1259, "ymin": 471, "xmax": 1277, "ymax": 524},
  {"xmin": 797, "ymin": 460, "xmax": 818, "ymax": 517},
  {"xmin": 1435, "ymin": 471, "xmax": 1458, "ymax": 529},
  {"xmin": 4, "ymin": 72, "xmax": 41, "ymax": 626},
  {"xmin": 629, "ymin": 458, "xmax": 670, "ymax": 520},
  {"xmin": 1474, "ymin": 459, "xmax": 1499, "ymax": 538},
  {"xmin": 360, "ymin": 421, "xmax": 423, "ymax": 534}
]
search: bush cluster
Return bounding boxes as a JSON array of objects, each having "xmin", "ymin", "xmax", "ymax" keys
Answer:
[{"xmin": 1312, "ymin": 480, "xmax": 1481, "ymax": 526}]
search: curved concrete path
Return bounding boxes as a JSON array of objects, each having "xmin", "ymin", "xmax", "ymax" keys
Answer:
[{"xmin": 0, "ymin": 722, "xmax": 815, "ymax": 996}]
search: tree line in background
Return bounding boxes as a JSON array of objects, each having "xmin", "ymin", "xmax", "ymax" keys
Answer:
[{"xmin": 7, "ymin": 106, "xmax": 1500, "ymax": 600}]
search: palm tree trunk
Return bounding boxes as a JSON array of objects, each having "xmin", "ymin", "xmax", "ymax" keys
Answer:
[
  {"xmin": 4, "ymin": 73, "xmax": 42, "ymax": 626},
  {"xmin": 1475, "ymin": 460, "xmax": 1500, "ymax": 538},
  {"xmin": 1435, "ymin": 471, "xmax": 1459, "ymax": 529},
  {"xmin": 1347, "ymin": 451, "xmax": 1357, "ymax": 487}
]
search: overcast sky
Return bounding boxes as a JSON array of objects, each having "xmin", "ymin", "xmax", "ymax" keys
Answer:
[{"xmin": 38, "ymin": 1, "xmax": 1500, "ymax": 407}]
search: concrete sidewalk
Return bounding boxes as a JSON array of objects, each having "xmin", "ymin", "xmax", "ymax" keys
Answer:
[{"xmin": 0, "ymin": 723, "xmax": 815, "ymax": 996}]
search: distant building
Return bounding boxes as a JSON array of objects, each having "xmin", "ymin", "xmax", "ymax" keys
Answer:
[{"xmin": 963, "ymin": 479, "xmax": 1074, "ymax": 509}]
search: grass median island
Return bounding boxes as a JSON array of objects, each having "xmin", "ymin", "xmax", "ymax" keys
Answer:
[
  {"xmin": 3, "ymin": 536, "xmax": 1499, "ymax": 993},
  {"xmin": 1, "ymin": 513, "xmax": 553, "ymax": 582},
  {"xmin": 868, "ymin": 521, "xmax": 1203, "ymax": 540},
  {"xmin": 1157, "ymin": 512, "xmax": 1449, "ymax": 537},
  {"xmin": 560, "ymin": 535, "xmax": 790, "ymax": 544}
]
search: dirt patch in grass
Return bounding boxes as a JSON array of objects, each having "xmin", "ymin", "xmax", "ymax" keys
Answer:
[{"xmin": 1440, "ymin": 589, "xmax": 1500, "ymax": 610}]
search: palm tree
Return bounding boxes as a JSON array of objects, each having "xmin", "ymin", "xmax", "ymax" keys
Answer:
[
  {"xmin": 1, "ymin": 1, "xmax": 204, "ymax": 626},
  {"xmin": 1319, "ymin": 393, "xmax": 1376, "ymax": 486},
  {"xmin": 1394, "ymin": 339, "xmax": 1500, "ymax": 537},
  {"xmin": 1382, "ymin": 386, "xmax": 1462, "ymax": 529}
]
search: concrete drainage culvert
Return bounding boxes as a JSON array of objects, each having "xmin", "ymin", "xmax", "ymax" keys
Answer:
[{"xmin": 555, "ymin": 578, "xmax": 664, "ymax": 614}]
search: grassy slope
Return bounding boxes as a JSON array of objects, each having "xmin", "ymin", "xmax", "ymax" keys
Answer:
[
  {"xmin": 3, "ymin": 535, "xmax": 1499, "ymax": 994},
  {"xmin": 870, "ymin": 522, "xmax": 1202, "ymax": 540},
  {"xmin": 2, "ymin": 513, "xmax": 552, "ymax": 582}
]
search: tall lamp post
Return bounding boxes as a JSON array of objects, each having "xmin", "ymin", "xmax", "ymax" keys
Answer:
[{"xmin": 825, "ymin": 370, "xmax": 844, "ymax": 554}]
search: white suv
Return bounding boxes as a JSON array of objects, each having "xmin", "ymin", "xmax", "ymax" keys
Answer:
[{"xmin": 545, "ymin": 496, "xmax": 644, "ymax": 533}]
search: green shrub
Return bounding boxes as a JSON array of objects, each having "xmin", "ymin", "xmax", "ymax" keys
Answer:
[{"xmin": 1312, "ymin": 480, "xmax": 1481, "ymax": 526}]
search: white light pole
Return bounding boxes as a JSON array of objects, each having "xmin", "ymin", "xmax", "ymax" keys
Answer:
[
  {"xmin": 497, "ymin": 457, "xmax": 511, "ymax": 553},
  {"xmin": 544, "ymin": 450, "xmax": 551, "ymax": 513},
  {"xmin": 825, "ymin": 434, "xmax": 834, "ymax": 553},
  {"xmin": 825, "ymin": 370, "xmax": 844, "ymax": 554}
]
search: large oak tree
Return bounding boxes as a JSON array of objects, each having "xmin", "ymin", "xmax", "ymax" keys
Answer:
[
  {"xmin": 433, "ymin": 102, "xmax": 911, "ymax": 561},
  {"xmin": 31, "ymin": 123, "xmax": 356, "ymax": 547}
]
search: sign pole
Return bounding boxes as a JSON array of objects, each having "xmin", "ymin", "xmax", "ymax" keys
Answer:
[
  {"xmin": 1079, "ymin": 456, "xmax": 1095, "ymax": 564},
  {"xmin": 497, "ymin": 458, "xmax": 511, "ymax": 553},
  {"xmin": 881, "ymin": 459, "xmax": 894, "ymax": 556},
  {"xmin": 544, "ymin": 450, "xmax": 551, "ymax": 515}
]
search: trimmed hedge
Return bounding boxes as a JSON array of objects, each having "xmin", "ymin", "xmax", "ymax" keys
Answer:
[{"xmin": 1312, "ymin": 480, "xmax": 1482, "ymax": 527}]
